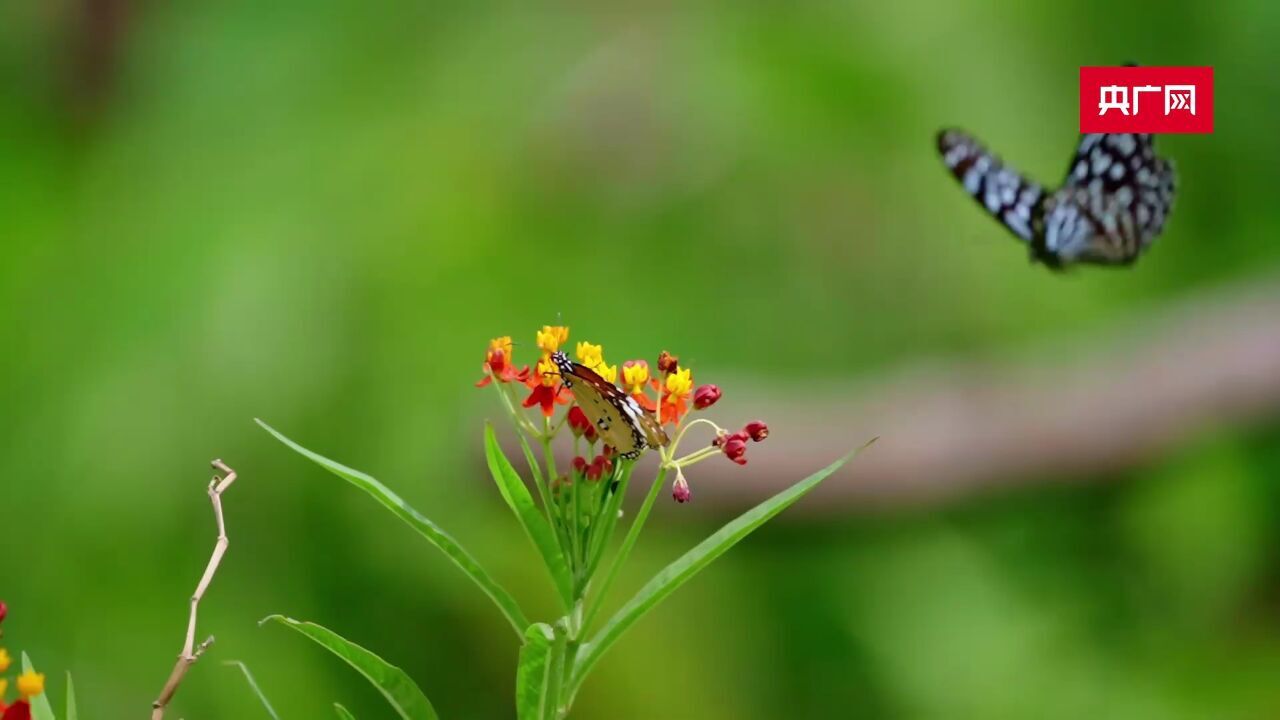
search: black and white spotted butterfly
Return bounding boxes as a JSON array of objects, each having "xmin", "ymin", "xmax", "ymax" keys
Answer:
[
  {"xmin": 551, "ymin": 350, "xmax": 668, "ymax": 460},
  {"xmin": 937, "ymin": 129, "xmax": 1176, "ymax": 267}
]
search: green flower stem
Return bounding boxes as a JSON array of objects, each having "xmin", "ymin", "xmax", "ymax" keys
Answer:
[
  {"xmin": 495, "ymin": 381, "xmax": 568, "ymax": 550},
  {"xmin": 582, "ymin": 465, "xmax": 668, "ymax": 633},
  {"xmin": 583, "ymin": 462, "xmax": 633, "ymax": 584},
  {"xmin": 572, "ymin": 460, "xmax": 584, "ymax": 575}
]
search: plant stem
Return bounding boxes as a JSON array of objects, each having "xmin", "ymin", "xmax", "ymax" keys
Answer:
[
  {"xmin": 581, "ymin": 465, "xmax": 668, "ymax": 633},
  {"xmin": 583, "ymin": 462, "xmax": 633, "ymax": 584}
]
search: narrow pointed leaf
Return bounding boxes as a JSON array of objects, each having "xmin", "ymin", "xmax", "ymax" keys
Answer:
[
  {"xmin": 334, "ymin": 703, "xmax": 357, "ymax": 720},
  {"xmin": 225, "ymin": 661, "xmax": 280, "ymax": 719},
  {"xmin": 573, "ymin": 444, "xmax": 872, "ymax": 688},
  {"xmin": 515, "ymin": 623, "xmax": 559, "ymax": 720},
  {"xmin": 263, "ymin": 615, "xmax": 438, "ymax": 720},
  {"xmin": 485, "ymin": 423, "xmax": 574, "ymax": 608},
  {"xmin": 65, "ymin": 672, "xmax": 78, "ymax": 720},
  {"xmin": 258, "ymin": 419, "xmax": 528, "ymax": 637},
  {"xmin": 22, "ymin": 652, "xmax": 56, "ymax": 720}
]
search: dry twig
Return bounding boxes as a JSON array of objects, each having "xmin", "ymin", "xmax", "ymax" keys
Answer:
[{"xmin": 151, "ymin": 459, "xmax": 237, "ymax": 719}]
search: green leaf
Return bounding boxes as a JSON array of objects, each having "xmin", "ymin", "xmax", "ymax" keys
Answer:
[
  {"xmin": 334, "ymin": 703, "xmax": 357, "ymax": 720},
  {"xmin": 22, "ymin": 652, "xmax": 56, "ymax": 720},
  {"xmin": 485, "ymin": 423, "xmax": 574, "ymax": 608},
  {"xmin": 224, "ymin": 661, "xmax": 281, "ymax": 719},
  {"xmin": 515, "ymin": 623, "xmax": 561, "ymax": 720},
  {"xmin": 263, "ymin": 615, "xmax": 438, "ymax": 720},
  {"xmin": 64, "ymin": 672, "xmax": 77, "ymax": 720},
  {"xmin": 258, "ymin": 419, "xmax": 529, "ymax": 637},
  {"xmin": 572, "ymin": 443, "xmax": 873, "ymax": 690}
]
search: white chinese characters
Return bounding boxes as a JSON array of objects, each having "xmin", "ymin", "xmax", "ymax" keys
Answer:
[{"xmin": 1098, "ymin": 84, "xmax": 1196, "ymax": 115}]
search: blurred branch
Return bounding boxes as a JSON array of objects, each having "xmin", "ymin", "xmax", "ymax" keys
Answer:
[
  {"xmin": 703, "ymin": 272, "xmax": 1280, "ymax": 511},
  {"xmin": 151, "ymin": 459, "xmax": 237, "ymax": 720},
  {"xmin": 503, "ymin": 272, "xmax": 1280, "ymax": 513}
]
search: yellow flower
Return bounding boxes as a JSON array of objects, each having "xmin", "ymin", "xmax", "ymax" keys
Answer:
[
  {"xmin": 17, "ymin": 669, "xmax": 44, "ymax": 698},
  {"xmin": 621, "ymin": 360, "xmax": 651, "ymax": 395},
  {"xmin": 0, "ymin": 647, "xmax": 10, "ymax": 673},
  {"xmin": 661, "ymin": 367, "xmax": 694, "ymax": 424},
  {"xmin": 0, "ymin": 678, "xmax": 7, "ymax": 698},
  {"xmin": 534, "ymin": 356, "xmax": 557, "ymax": 388},
  {"xmin": 536, "ymin": 326, "xmax": 570, "ymax": 355},
  {"xmin": 665, "ymin": 367, "xmax": 693, "ymax": 400},
  {"xmin": 575, "ymin": 341, "xmax": 603, "ymax": 369},
  {"xmin": 595, "ymin": 361, "xmax": 618, "ymax": 384},
  {"xmin": 488, "ymin": 336, "xmax": 513, "ymax": 359}
]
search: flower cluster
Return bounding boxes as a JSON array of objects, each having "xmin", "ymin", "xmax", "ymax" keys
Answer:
[
  {"xmin": 0, "ymin": 602, "xmax": 47, "ymax": 720},
  {"xmin": 478, "ymin": 326, "xmax": 769, "ymax": 504}
]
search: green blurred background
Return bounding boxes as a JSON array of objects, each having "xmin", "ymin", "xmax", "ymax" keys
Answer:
[{"xmin": 3, "ymin": 1, "xmax": 1279, "ymax": 717}]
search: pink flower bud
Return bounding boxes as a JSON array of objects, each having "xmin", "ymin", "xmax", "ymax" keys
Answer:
[
  {"xmin": 0, "ymin": 600, "xmax": 7, "ymax": 624},
  {"xmin": 693, "ymin": 384, "xmax": 722, "ymax": 410},
  {"xmin": 672, "ymin": 472, "xmax": 692, "ymax": 503},
  {"xmin": 744, "ymin": 420, "xmax": 769, "ymax": 442}
]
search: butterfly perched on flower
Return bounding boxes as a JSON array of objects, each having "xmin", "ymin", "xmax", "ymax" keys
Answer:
[
  {"xmin": 551, "ymin": 350, "xmax": 668, "ymax": 460},
  {"xmin": 936, "ymin": 129, "xmax": 1176, "ymax": 268}
]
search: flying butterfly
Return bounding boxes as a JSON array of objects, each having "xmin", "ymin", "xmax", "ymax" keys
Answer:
[
  {"xmin": 936, "ymin": 129, "xmax": 1176, "ymax": 268},
  {"xmin": 550, "ymin": 350, "xmax": 668, "ymax": 460}
]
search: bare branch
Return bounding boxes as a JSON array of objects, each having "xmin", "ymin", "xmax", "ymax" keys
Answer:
[{"xmin": 151, "ymin": 459, "xmax": 238, "ymax": 720}]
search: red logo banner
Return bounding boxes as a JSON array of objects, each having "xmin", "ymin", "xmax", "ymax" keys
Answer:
[{"xmin": 1079, "ymin": 66, "xmax": 1213, "ymax": 134}]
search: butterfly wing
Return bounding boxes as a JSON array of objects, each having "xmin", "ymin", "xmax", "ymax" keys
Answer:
[
  {"xmin": 565, "ymin": 376, "xmax": 646, "ymax": 459},
  {"xmin": 1039, "ymin": 133, "xmax": 1176, "ymax": 265},
  {"xmin": 937, "ymin": 128, "xmax": 1046, "ymax": 244}
]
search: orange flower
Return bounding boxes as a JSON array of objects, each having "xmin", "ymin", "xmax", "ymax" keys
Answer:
[
  {"xmin": 661, "ymin": 367, "xmax": 693, "ymax": 425},
  {"xmin": 523, "ymin": 356, "xmax": 571, "ymax": 417},
  {"xmin": 476, "ymin": 336, "xmax": 530, "ymax": 387}
]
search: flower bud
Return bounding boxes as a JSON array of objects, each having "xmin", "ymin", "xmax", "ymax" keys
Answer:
[
  {"xmin": 0, "ymin": 600, "xmax": 7, "ymax": 624},
  {"xmin": 672, "ymin": 470, "xmax": 692, "ymax": 503},
  {"xmin": 744, "ymin": 420, "xmax": 769, "ymax": 442},
  {"xmin": 567, "ymin": 406, "xmax": 591, "ymax": 438},
  {"xmin": 572, "ymin": 456, "xmax": 589, "ymax": 476},
  {"xmin": 693, "ymin": 384, "xmax": 721, "ymax": 410},
  {"xmin": 657, "ymin": 350, "xmax": 679, "ymax": 375},
  {"xmin": 587, "ymin": 455, "xmax": 610, "ymax": 482},
  {"xmin": 716, "ymin": 431, "xmax": 749, "ymax": 465}
]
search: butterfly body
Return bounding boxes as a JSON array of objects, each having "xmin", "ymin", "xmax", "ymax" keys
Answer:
[
  {"xmin": 937, "ymin": 129, "xmax": 1175, "ymax": 268},
  {"xmin": 550, "ymin": 351, "xmax": 668, "ymax": 459}
]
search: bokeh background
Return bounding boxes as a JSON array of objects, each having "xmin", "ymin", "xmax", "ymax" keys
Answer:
[{"xmin": 3, "ymin": 1, "xmax": 1280, "ymax": 718}]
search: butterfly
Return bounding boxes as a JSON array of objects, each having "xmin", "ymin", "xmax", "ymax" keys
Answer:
[
  {"xmin": 937, "ymin": 129, "xmax": 1176, "ymax": 268},
  {"xmin": 550, "ymin": 350, "xmax": 669, "ymax": 460}
]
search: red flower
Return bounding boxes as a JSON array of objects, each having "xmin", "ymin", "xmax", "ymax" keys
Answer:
[
  {"xmin": 2, "ymin": 701, "xmax": 31, "ymax": 720},
  {"xmin": 744, "ymin": 420, "xmax": 769, "ymax": 442},
  {"xmin": 572, "ymin": 456, "xmax": 589, "ymax": 476},
  {"xmin": 0, "ymin": 600, "xmax": 6, "ymax": 624},
  {"xmin": 693, "ymin": 384, "xmax": 721, "ymax": 410},
  {"xmin": 713, "ymin": 431, "xmax": 750, "ymax": 465},
  {"xmin": 476, "ymin": 336, "xmax": 530, "ymax": 387},
  {"xmin": 523, "ymin": 356, "xmax": 572, "ymax": 417}
]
